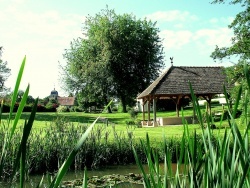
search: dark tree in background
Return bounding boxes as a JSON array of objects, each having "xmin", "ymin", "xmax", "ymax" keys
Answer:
[
  {"xmin": 62, "ymin": 8, "xmax": 164, "ymax": 112},
  {"xmin": 0, "ymin": 46, "xmax": 11, "ymax": 93}
]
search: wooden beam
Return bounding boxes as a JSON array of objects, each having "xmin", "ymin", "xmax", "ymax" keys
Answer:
[
  {"xmin": 147, "ymin": 97, "xmax": 151, "ymax": 122},
  {"xmin": 171, "ymin": 95, "xmax": 183, "ymax": 117},
  {"xmin": 153, "ymin": 97, "xmax": 157, "ymax": 126}
]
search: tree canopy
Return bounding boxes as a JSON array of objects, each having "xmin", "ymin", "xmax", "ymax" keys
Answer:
[
  {"xmin": 211, "ymin": 0, "xmax": 250, "ymax": 117},
  {"xmin": 62, "ymin": 8, "xmax": 164, "ymax": 112},
  {"xmin": 0, "ymin": 46, "xmax": 11, "ymax": 93},
  {"xmin": 211, "ymin": 0, "xmax": 250, "ymax": 87},
  {"xmin": 211, "ymin": 0, "xmax": 250, "ymax": 60}
]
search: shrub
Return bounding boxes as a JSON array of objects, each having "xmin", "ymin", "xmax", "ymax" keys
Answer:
[
  {"xmin": 56, "ymin": 105, "xmax": 69, "ymax": 113},
  {"xmin": 37, "ymin": 104, "xmax": 46, "ymax": 112},
  {"xmin": 128, "ymin": 108, "xmax": 138, "ymax": 119}
]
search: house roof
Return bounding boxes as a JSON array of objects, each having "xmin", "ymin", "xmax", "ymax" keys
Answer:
[
  {"xmin": 58, "ymin": 97, "xmax": 75, "ymax": 106},
  {"xmin": 137, "ymin": 66, "xmax": 229, "ymax": 99}
]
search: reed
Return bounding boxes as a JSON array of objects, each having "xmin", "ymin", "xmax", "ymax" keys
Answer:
[{"xmin": 133, "ymin": 62, "xmax": 250, "ymax": 187}]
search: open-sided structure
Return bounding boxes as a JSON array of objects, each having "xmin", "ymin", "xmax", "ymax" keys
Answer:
[{"xmin": 137, "ymin": 65, "xmax": 229, "ymax": 126}]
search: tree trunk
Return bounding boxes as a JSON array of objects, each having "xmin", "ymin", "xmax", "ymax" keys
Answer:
[{"xmin": 121, "ymin": 95, "xmax": 127, "ymax": 113}]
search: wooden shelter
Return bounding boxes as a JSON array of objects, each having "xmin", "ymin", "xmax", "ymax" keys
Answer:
[{"xmin": 137, "ymin": 65, "xmax": 229, "ymax": 126}]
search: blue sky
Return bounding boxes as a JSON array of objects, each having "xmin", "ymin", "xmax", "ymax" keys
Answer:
[{"xmin": 0, "ymin": 0, "xmax": 242, "ymax": 98}]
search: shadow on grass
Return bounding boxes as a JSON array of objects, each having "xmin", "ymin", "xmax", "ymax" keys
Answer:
[{"xmin": 0, "ymin": 112, "xmax": 130, "ymax": 125}]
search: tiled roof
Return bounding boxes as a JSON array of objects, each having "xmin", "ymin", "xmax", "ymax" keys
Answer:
[
  {"xmin": 137, "ymin": 66, "xmax": 229, "ymax": 99},
  {"xmin": 58, "ymin": 97, "xmax": 75, "ymax": 106}
]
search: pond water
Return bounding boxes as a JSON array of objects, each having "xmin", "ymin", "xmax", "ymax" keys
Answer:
[{"xmin": 0, "ymin": 163, "xmax": 179, "ymax": 187}]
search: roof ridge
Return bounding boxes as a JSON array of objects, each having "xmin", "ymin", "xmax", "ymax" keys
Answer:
[{"xmin": 173, "ymin": 66, "xmax": 224, "ymax": 68}]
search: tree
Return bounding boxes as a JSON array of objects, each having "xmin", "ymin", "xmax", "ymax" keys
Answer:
[
  {"xmin": 62, "ymin": 8, "xmax": 164, "ymax": 112},
  {"xmin": 26, "ymin": 95, "xmax": 35, "ymax": 104},
  {"xmin": 211, "ymin": 0, "xmax": 250, "ymax": 60},
  {"xmin": 16, "ymin": 90, "xmax": 24, "ymax": 103},
  {"xmin": 210, "ymin": 0, "xmax": 250, "ymax": 89},
  {"xmin": 0, "ymin": 47, "xmax": 11, "ymax": 93},
  {"xmin": 211, "ymin": 0, "xmax": 250, "ymax": 84},
  {"xmin": 211, "ymin": 0, "xmax": 250, "ymax": 118}
]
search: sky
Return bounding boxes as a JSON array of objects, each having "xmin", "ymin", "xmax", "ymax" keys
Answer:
[{"xmin": 0, "ymin": 0, "xmax": 243, "ymax": 99}]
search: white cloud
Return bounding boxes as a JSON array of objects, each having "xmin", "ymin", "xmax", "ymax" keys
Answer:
[
  {"xmin": 209, "ymin": 16, "xmax": 233, "ymax": 26},
  {"xmin": 0, "ymin": 3, "xmax": 85, "ymax": 97},
  {"xmin": 194, "ymin": 27, "xmax": 232, "ymax": 47},
  {"xmin": 209, "ymin": 18, "xmax": 218, "ymax": 24},
  {"xmin": 160, "ymin": 30, "xmax": 193, "ymax": 50},
  {"xmin": 146, "ymin": 10, "xmax": 198, "ymax": 23}
]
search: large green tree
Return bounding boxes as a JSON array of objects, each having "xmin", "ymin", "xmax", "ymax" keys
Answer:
[
  {"xmin": 0, "ymin": 46, "xmax": 11, "ymax": 93},
  {"xmin": 211, "ymin": 0, "xmax": 250, "ymax": 60},
  {"xmin": 211, "ymin": 1, "xmax": 250, "ymax": 89},
  {"xmin": 211, "ymin": 0, "xmax": 250, "ymax": 117},
  {"xmin": 62, "ymin": 8, "xmax": 164, "ymax": 112}
]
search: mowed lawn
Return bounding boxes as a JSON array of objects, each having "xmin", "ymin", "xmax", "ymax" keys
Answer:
[{"xmin": 1, "ymin": 104, "xmax": 236, "ymax": 141}]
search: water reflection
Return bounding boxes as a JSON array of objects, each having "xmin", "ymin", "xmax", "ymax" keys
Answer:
[
  {"xmin": 1, "ymin": 163, "xmax": 180, "ymax": 187},
  {"xmin": 0, "ymin": 164, "xmax": 143, "ymax": 187}
]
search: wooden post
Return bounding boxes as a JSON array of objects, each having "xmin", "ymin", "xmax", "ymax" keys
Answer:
[
  {"xmin": 174, "ymin": 95, "xmax": 182, "ymax": 117},
  {"xmin": 204, "ymin": 95, "xmax": 212, "ymax": 115},
  {"xmin": 142, "ymin": 99, "xmax": 145, "ymax": 121},
  {"xmin": 147, "ymin": 97, "xmax": 151, "ymax": 122},
  {"xmin": 153, "ymin": 97, "xmax": 157, "ymax": 126}
]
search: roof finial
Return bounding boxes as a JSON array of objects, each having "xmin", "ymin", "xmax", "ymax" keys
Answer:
[{"xmin": 170, "ymin": 57, "xmax": 173, "ymax": 66}]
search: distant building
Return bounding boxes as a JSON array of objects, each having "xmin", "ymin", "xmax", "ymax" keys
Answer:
[
  {"xmin": 49, "ymin": 88, "xmax": 75, "ymax": 107},
  {"xmin": 57, "ymin": 97, "xmax": 75, "ymax": 107},
  {"xmin": 50, "ymin": 88, "xmax": 59, "ymax": 100}
]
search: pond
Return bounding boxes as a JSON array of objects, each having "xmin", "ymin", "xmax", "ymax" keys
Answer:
[{"xmin": 0, "ymin": 163, "xmax": 180, "ymax": 187}]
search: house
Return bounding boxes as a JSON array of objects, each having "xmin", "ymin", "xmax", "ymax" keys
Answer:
[
  {"xmin": 49, "ymin": 88, "xmax": 75, "ymax": 107},
  {"xmin": 137, "ymin": 64, "xmax": 231, "ymax": 126},
  {"xmin": 57, "ymin": 97, "xmax": 75, "ymax": 107}
]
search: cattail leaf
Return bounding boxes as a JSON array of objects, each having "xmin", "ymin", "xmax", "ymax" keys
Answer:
[
  {"xmin": 10, "ymin": 84, "xmax": 29, "ymax": 139},
  {"xmin": 11, "ymin": 97, "xmax": 38, "ymax": 184},
  {"xmin": 82, "ymin": 167, "xmax": 87, "ymax": 188},
  {"xmin": 9, "ymin": 56, "xmax": 26, "ymax": 122},
  {"xmin": 132, "ymin": 145, "xmax": 151, "ymax": 187},
  {"xmin": 50, "ymin": 117, "xmax": 99, "ymax": 188},
  {"xmin": 244, "ymin": 62, "xmax": 250, "ymax": 90},
  {"xmin": 36, "ymin": 175, "xmax": 44, "ymax": 188}
]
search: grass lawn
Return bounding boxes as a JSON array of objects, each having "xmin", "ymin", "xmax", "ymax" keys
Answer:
[{"xmin": 1, "ymin": 103, "xmax": 237, "ymax": 141}]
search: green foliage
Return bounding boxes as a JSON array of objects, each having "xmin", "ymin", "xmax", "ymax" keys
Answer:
[
  {"xmin": 62, "ymin": 7, "xmax": 164, "ymax": 113},
  {"xmin": 210, "ymin": 1, "xmax": 250, "ymax": 110},
  {"xmin": 56, "ymin": 105, "xmax": 69, "ymax": 113},
  {"xmin": 0, "ymin": 46, "xmax": 11, "ymax": 93},
  {"xmin": 211, "ymin": 0, "xmax": 250, "ymax": 60},
  {"xmin": 0, "ymin": 56, "xmax": 38, "ymax": 188},
  {"xmin": 128, "ymin": 108, "xmax": 138, "ymax": 120}
]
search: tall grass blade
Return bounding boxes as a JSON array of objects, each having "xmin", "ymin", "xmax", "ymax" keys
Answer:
[
  {"xmin": 8, "ymin": 56, "xmax": 26, "ymax": 123},
  {"xmin": 82, "ymin": 167, "xmax": 87, "ymax": 188},
  {"xmin": 132, "ymin": 144, "xmax": 151, "ymax": 187},
  {"xmin": 19, "ymin": 98, "xmax": 38, "ymax": 188},
  {"xmin": 244, "ymin": 62, "xmax": 250, "ymax": 90},
  {"xmin": 0, "ymin": 56, "xmax": 26, "ymax": 179},
  {"xmin": 49, "ymin": 117, "xmax": 99, "ymax": 188},
  {"xmin": 36, "ymin": 175, "xmax": 44, "ymax": 188},
  {"xmin": 189, "ymin": 81, "xmax": 203, "ymax": 128},
  {"xmin": 10, "ymin": 97, "xmax": 38, "ymax": 184},
  {"xmin": 49, "ymin": 100, "xmax": 113, "ymax": 188},
  {"xmin": 232, "ymin": 84, "xmax": 242, "ymax": 119},
  {"xmin": 10, "ymin": 84, "xmax": 29, "ymax": 139}
]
